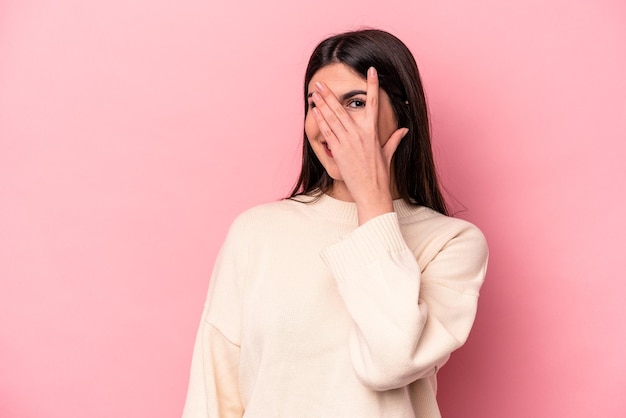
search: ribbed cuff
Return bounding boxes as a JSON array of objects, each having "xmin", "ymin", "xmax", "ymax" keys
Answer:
[{"xmin": 320, "ymin": 212, "xmax": 409, "ymax": 284}]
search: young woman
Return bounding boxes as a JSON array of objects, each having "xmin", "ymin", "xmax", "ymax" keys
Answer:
[{"xmin": 182, "ymin": 29, "xmax": 488, "ymax": 418}]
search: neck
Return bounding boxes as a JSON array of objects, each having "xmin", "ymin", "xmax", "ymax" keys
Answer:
[
  {"xmin": 327, "ymin": 182, "xmax": 353, "ymax": 202},
  {"xmin": 328, "ymin": 180, "xmax": 400, "ymax": 203}
]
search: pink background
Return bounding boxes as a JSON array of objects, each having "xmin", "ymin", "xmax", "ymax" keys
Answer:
[{"xmin": 1, "ymin": 0, "xmax": 625, "ymax": 417}]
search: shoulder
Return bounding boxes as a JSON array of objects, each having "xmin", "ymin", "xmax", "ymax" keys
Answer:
[
  {"xmin": 225, "ymin": 198, "xmax": 312, "ymax": 240},
  {"xmin": 234, "ymin": 198, "xmax": 309, "ymax": 224}
]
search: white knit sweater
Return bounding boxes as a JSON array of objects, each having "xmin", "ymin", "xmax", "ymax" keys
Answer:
[{"xmin": 182, "ymin": 194, "xmax": 488, "ymax": 418}]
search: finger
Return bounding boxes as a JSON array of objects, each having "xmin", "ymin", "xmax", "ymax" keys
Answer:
[
  {"xmin": 365, "ymin": 67, "xmax": 379, "ymax": 130},
  {"xmin": 311, "ymin": 91, "xmax": 347, "ymax": 142},
  {"xmin": 311, "ymin": 107, "xmax": 341, "ymax": 148},
  {"xmin": 312, "ymin": 82, "xmax": 354, "ymax": 134},
  {"xmin": 382, "ymin": 128, "xmax": 409, "ymax": 166}
]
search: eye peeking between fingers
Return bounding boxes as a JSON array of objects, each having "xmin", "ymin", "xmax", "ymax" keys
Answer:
[
  {"xmin": 347, "ymin": 98, "xmax": 366, "ymax": 109},
  {"xmin": 308, "ymin": 98, "xmax": 365, "ymax": 112}
]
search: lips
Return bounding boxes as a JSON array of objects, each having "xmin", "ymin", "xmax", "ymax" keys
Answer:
[{"xmin": 322, "ymin": 141, "xmax": 333, "ymax": 157}]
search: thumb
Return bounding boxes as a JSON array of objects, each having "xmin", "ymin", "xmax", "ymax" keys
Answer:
[{"xmin": 382, "ymin": 127, "xmax": 409, "ymax": 167}]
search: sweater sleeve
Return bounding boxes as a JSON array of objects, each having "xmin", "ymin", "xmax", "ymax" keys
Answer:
[
  {"xmin": 182, "ymin": 220, "xmax": 248, "ymax": 418},
  {"xmin": 320, "ymin": 212, "xmax": 488, "ymax": 391}
]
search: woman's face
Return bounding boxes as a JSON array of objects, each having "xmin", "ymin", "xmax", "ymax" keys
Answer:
[{"xmin": 305, "ymin": 63, "xmax": 398, "ymax": 182}]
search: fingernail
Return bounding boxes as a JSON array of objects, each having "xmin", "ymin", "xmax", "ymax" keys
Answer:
[
  {"xmin": 315, "ymin": 81, "xmax": 325, "ymax": 92},
  {"xmin": 368, "ymin": 67, "xmax": 377, "ymax": 77},
  {"xmin": 402, "ymin": 128, "xmax": 409, "ymax": 136}
]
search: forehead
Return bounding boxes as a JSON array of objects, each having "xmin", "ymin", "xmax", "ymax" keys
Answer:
[{"xmin": 307, "ymin": 63, "xmax": 366, "ymax": 93}]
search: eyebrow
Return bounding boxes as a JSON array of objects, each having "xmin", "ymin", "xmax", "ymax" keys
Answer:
[{"xmin": 307, "ymin": 89, "xmax": 367, "ymax": 101}]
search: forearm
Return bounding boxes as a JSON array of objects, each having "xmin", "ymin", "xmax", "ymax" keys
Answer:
[{"xmin": 321, "ymin": 212, "xmax": 487, "ymax": 390}]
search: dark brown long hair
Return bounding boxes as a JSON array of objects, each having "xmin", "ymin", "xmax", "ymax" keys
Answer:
[{"xmin": 289, "ymin": 29, "xmax": 448, "ymax": 215}]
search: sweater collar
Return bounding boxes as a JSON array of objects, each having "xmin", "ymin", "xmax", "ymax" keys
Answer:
[{"xmin": 296, "ymin": 192, "xmax": 426, "ymax": 225}]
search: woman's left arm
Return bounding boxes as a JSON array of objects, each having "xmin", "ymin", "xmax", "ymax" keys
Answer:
[
  {"xmin": 321, "ymin": 213, "xmax": 488, "ymax": 391},
  {"xmin": 313, "ymin": 66, "xmax": 488, "ymax": 390}
]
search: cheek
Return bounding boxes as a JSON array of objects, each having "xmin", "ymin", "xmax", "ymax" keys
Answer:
[
  {"xmin": 377, "ymin": 104, "xmax": 398, "ymax": 145},
  {"xmin": 304, "ymin": 112, "xmax": 319, "ymax": 141},
  {"xmin": 377, "ymin": 119, "xmax": 394, "ymax": 146}
]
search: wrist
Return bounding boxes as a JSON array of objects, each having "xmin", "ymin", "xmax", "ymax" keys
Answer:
[{"xmin": 355, "ymin": 195, "xmax": 394, "ymax": 225}]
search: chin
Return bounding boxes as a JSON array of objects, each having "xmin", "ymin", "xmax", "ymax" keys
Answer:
[
  {"xmin": 313, "ymin": 152, "xmax": 341, "ymax": 181},
  {"xmin": 320, "ymin": 164, "xmax": 342, "ymax": 182}
]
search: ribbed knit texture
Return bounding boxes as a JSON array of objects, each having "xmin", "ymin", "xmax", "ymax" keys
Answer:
[{"xmin": 182, "ymin": 194, "xmax": 488, "ymax": 418}]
